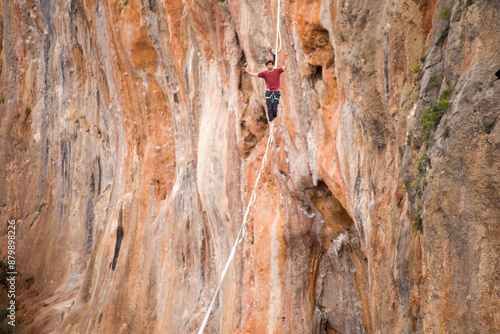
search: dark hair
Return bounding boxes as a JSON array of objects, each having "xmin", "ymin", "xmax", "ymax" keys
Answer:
[{"xmin": 265, "ymin": 60, "xmax": 274, "ymax": 66}]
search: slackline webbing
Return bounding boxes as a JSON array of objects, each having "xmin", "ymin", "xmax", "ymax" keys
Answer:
[
  {"xmin": 197, "ymin": 1, "xmax": 282, "ymax": 332},
  {"xmin": 197, "ymin": 124, "xmax": 274, "ymax": 334}
]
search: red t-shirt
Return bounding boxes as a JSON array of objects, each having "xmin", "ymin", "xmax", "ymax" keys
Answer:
[{"xmin": 258, "ymin": 67, "xmax": 284, "ymax": 92}]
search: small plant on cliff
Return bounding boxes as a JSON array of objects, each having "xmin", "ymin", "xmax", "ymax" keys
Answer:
[
  {"xmin": 412, "ymin": 65, "xmax": 421, "ymax": 75},
  {"xmin": 417, "ymin": 153, "xmax": 430, "ymax": 175},
  {"xmin": 421, "ymin": 88, "xmax": 452, "ymax": 132},
  {"xmin": 408, "ymin": 180, "xmax": 427, "ymax": 202},
  {"xmin": 0, "ymin": 97, "xmax": 4, "ymax": 104},
  {"xmin": 439, "ymin": 8, "xmax": 451, "ymax": 21},
  {"xmin": 25, "ymin": 107, "xmax": 31, "ymax": 115},
  {"xmin": 414, "ymin": 205, "xmax": 423, "ymax": 233},
  {"xmin": 406, "ymin": 133, "xmax": 412, "ymax": 146}
]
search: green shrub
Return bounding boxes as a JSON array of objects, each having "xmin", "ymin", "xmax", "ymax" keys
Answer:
[
  {"xmin": 414, "ymin": 213, "xmax": 423, "ymax": 232},
  {"xmin": 412, "ymin": 204, "xmax": 423, "ymax": 232},
  {"xmin": 439, "ymin": 8, "xmax": 451, "ymax": 20},
  {"xmin": 412, "ymin": 65, "xmax": 421, "ymax": 75},
  {"xmin": 440, "ymin": 88, "xmax": 452, "ymax": 100},
  {"xmin": 421, "ymin": 88, "xmax": 452, "ymax": 131}
]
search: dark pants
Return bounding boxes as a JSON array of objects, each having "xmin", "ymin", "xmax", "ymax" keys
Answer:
[{"xmin": 265, "ymin": 90, "xmax": 280, "ymax": 122}]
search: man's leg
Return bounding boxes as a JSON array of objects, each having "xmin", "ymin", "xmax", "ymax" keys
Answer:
[
  {"xmin": 265, "ymin": 91, "xmax": 273, "ymax": 121},
  {"xmin": 270, "ymin": 91, "xmax": 280, "ymax": 121},
  {"xmin": 273, "ymin": 91, "xmax": 280, "ymax": 121},
  {"xmin": 270, "ymin": 99, "xmax": 278, "ymax": 122},
  {"xmin": 266, "ymin": 99, "xmax": 273, "ymax": 121}
]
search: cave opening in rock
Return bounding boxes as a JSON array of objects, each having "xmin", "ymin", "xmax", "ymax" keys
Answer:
[
  {"xmin": 308, "ymin": 180, "xmax": 354, "ymax": 235},
  {"xmin": 310, "ymin": 65, "xmax": 323, "ymax": 84}
]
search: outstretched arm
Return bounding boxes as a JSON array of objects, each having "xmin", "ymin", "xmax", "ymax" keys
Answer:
[
  {"xmin": 241, "ymin": 67, "xmax": 259, "ymax": 77},
  {"xmin": 281, "ymin": 53, "xmax": 288, "ymax": 71}
]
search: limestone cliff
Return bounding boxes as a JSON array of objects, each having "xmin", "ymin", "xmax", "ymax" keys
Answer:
[{"xmin": 0, "ymin": 0, "xmax": 499, "ymax": 333}]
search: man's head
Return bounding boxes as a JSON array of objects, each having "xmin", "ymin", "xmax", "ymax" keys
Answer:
[{"xmin": 266, "ymin": 60, "xmax": 274, "ymax": 70}]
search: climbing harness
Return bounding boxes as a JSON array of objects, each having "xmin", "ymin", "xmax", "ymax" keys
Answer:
[
  {"xmin": 197, "ymin": 1, "xmax": 282, "ymax": 333},
  {"xmin": 266, "ymin": 89, "xmax": 280, "ymax": 104}
]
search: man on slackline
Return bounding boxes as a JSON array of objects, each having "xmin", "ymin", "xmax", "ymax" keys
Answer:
[{"xmin": 241, "ymin": 53, "xmax": 288, "ymax": 122}]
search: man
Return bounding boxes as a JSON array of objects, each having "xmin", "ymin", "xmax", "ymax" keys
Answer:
[{"xmin": 241, "ymin": 54, "xmax": 288, "ymax": 122}]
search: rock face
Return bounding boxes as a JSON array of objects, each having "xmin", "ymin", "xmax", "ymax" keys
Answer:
[{"xmin": 0, "ymin": 0, "xmax": 499, "ymax": 333}]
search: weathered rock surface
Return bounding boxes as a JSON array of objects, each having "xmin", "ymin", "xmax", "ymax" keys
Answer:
[{"xmin": 0, "ymin": 0, "xmax": 499, "ymax": 333}]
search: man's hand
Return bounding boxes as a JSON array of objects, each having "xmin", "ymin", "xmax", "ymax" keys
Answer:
[
  {"xmin": 241, "ymin": 67, "xmax": 258, "ymax": 77},
  {"xmin": 282, "ymin": 53, "xmax": 288, "ymax": 71}
]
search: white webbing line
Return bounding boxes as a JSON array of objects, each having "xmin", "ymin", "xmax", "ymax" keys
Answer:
[
  {"xmin": 197, "ymin": 124, "xmax": 274, "ymax": 334},
  {"xmin": 274, "ymin": 0, "xmax": 282, "ymax": 69},
  {"xmin": 197, "ymin": 1, "xmax": 282, "ymax": 332}
]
